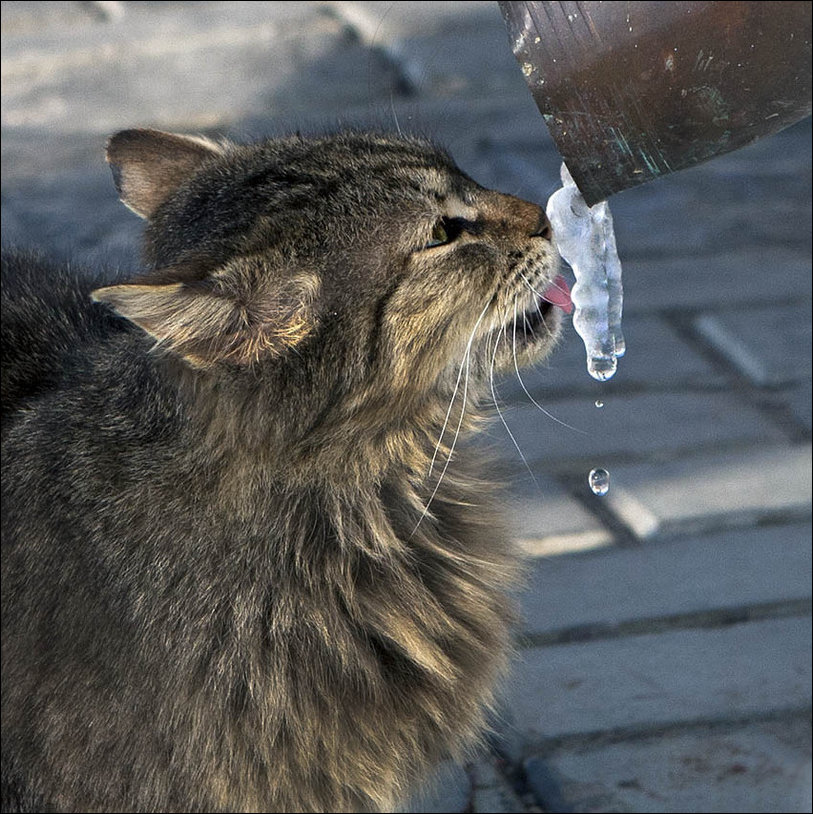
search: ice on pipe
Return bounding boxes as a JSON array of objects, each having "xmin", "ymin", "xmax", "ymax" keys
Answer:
[{"xmin": 546, "ymin": 163, "xmax": 625, "ymax": 381}]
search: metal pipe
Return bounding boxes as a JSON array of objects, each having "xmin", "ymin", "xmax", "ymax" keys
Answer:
[{"xmin": 499, "ymin": 1, "xmax": 812, "ymax": 205}]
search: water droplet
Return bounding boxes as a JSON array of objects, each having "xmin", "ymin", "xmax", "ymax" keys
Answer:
[
  {"xmin": 588, "ymin": 357, "xmax": 617, "ymax": 381},
  {"xmin": 594, "ymin": 399, "xmax": 604, "ymax": 408},
  {"xmin": 588, "ymin": 468, "xmax": 610, "ymax": 496}
]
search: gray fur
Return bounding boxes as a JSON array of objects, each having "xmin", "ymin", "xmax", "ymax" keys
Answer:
[{"xmin": 1, "ymin": 129, "xmax": 562, "ymax": 812}]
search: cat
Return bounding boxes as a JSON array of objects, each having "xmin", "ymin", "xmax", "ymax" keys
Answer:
[{"xmin": 1, "ymin": 127, "xmax": 569, "ymax": 813}]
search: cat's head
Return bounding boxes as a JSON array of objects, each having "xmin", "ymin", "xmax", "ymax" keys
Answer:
[{"xmin": 93, "ymin": 129, "xmax": 568, "ymax": 419}]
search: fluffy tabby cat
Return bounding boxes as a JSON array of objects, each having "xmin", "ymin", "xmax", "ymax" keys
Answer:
[{"xmin": 1, "ymin": 128, "xmax": 570, "ymax": 813}]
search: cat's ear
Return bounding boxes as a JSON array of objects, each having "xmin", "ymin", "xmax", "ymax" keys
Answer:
[
  {"xmin": 91, "ymin": 269, "xmax": 320, "ymax": 369},
  {"xmin": 106, "ymin": 129, "xmax": 224, "ymax": 219}
]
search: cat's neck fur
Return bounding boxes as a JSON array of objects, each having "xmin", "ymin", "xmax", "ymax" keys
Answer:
[{"xmin": 170, "ymin": 348, "xmax": 484, "ymax": 498}]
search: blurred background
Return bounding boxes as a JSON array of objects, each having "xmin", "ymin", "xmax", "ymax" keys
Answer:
[{"xmin": 2, "ymin": 2, "xmax": 811, "ymax": 811}]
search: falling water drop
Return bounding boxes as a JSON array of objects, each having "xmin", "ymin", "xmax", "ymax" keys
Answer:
[{"xmin": 588, "ymin": 468, "xmax": 610, "ymax": 496}]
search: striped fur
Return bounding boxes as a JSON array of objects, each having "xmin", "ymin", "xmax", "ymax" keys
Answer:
[{"xmin": 1, "ymin": 129, "xmax": 562, "ymax": 812}]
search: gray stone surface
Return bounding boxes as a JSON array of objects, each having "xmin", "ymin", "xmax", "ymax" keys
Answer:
[
  {"xmin": 538, "ymin": 717, "xmax": 812, "ymax": 814},
  {"xmin": 496, "ymin": 313, "xmax": 727, "ymax": 402},
  {"xmin": 694, "ymin": 303, "xmax": 813, "ymax": 387},
  {"xmin": 523, "ymin": 755, "xmax": 575, "ymax": 814},
  {"xmin": 2, "ymin": 2, "xmax": 811, "ymax": 813},
  {"xmin": 619, "ymin": 245, "xmax": 812, "ymax": 313},
  {"xmin": 786, "ymin": 381, "xmax": 813, "ymax": 433},
  {"xmin": 601, "ymin": 444, "xmax": 812, "ymax": 539},
  {"xmin": 508, "ymin": 616, "xmax": 812, "ymax": 744},
  {"xmin": 520, "ymin": 521, "xmax": 812, "ymax": 640},
  {"xmin": 488, "ymin": 391, "xmax": 791, "ymax": 472},
  {"xmin": 507, "ymin": 472, "xmax": 614, "ymax": 557},
  {"xmin": 2, "ymin": 3, "xmax": 387, "ymax": 132},
  {"xmin": 469, "ymin": 757, "xmax": 526, "ymax": 814},
  {"xmin": 330, "ymin": 1, "xmax": 524, "ymax": 100},
  {"xmin": 402, "ymin": 760, "xmax": 471, "ymax": 814}
]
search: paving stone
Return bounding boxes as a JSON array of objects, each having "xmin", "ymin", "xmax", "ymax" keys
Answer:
[
  {"xmin": 487, "ymin": 391, "xmax": 790, "ymax": 472},
  {"xmin": 519, "ymin": 522, "xmax": 812, "ymax": 639},
  {"xmin": 693, "ymin": 303, "xmax": 813, "ymax": 387},
  {"xmin": 402, "ymin": 759, "xmax": 471, "ymax": 814},
  {"xmin": 507, "ymin": 615, "xmax": 812, "ymax": 744},
  {"xmin": 329, "ymin": 0, "xmax": 498, "ymax": 39},
  {"xmin": 600, "ymin": 444, "xmax": 812, "ymax": 539},
  {"xmin": 507, "ymin": 472, "xmax": 614, "ymax": 557},
  {"xmin": 329, "ymin": 1, "xmax": 524, "ymax": 99},
  {"xmin": 1, "ymin": 2, "xmax": 403, "ymax": 136},
  {"xmin": 534, "ymin": 717, "xmax": 812, "ymax": 813},
  {"xmin": 469, "ymin": 757, "xmax": 526, "ymax": 814},
  {"xmin": 1, "ymin": 165, "xmax": 142, "ymax": 268},
  {"xmin": 0, "ymin": 1, "xmax": 104, "ymax": 35},
  {"xmin": 496, "ymin": 313, "xmax": 726, "ymax": 402},
  {"xmin": 523, "ymin": 755, "xmax": 575, "ymax": 814},
  {"xmin": 620, "ymin": 246, "xmax": 812, "ymax": 313},
  {"xmin": 785, "ymin": 381, "xmax": 813, "ymax": 433}
]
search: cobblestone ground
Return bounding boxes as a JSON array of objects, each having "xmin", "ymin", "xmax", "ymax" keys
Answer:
[{"xmin": 2, "ymin": 2, "xmax": 811, "ymax": 812}]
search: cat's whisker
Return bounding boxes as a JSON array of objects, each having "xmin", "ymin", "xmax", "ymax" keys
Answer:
[
  {"xmin": 518, "ymin": 270, "xmax": 545, "ymax": 301},
  {"xmin": 412, "ymin": 343, "xmax": 474, "ymax": 538},
  {"xmin": 416, "ymin": 297, "xmax": 496, "ymax": 537},
  {"xmin": 427, "ymin": 298, "xmax": 492, "ymax": 478},
  {"xmin": 489, "ymin": 313, "xmax": 537, "ymax": 486},
  {"xmin": 390, "ymin": 91, "xmax": 403, "ymax": 137},
  {"xmin": 519, "ymin": 272, "xmax": 559, "ymax": 341},
  {"xmin": 519, "ymin": 269, "xmax": 568, "ymax": 300},
  {"xmin": 511, "ymin": 299, "xmax": 585, "ymax": 434}
]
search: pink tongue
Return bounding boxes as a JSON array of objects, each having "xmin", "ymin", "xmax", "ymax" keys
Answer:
[{"xmin": 541, "ymin": 274, "xmax": 573, "ymax": 314}]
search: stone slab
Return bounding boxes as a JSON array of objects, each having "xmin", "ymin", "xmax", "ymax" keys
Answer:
[
  {"xmin": 0, "ymin": 0, "xmax": 105, "ymax": 34},
  {"xmin": 507, "ymin": 616, "xmax": 812, "ymax": 744},
  {"xmin": 786, "ymin": 381, "xmax": 813, "ymax": 433},
  {"xmin": 496, "ymin": 313, "xmax": 726, "ymax": 402},
  {"xmin": 620, "ymin": 246, "xmax": 812, "ymax": 314},
  {"xmin": 329, "ymin": 1, "xmax": 524, "ymax": 98},
  {"xmin": 1, "ymin": 165, "xmax": 142, "ymax": 268},
  {"xmin": 486, "ymin": 391, "xmax": 790, "ymax": 472},
  {"xmin": 519, "ymin": 522, "xmax": 812, "ymax": 639},
  {"xmin": 507, "ymin": 472, "xmax": 614, "ymax": 557},
  {"xmin": 693, "ymin": 303, "xmax": 813, "ymax": 387},
  {"xmin": 530, "ymin": 717, "xmax": 812, "ymax": 813},
  {"xmin": 402, "ymin": 759, "xmax": 471, "ymax": 814},
  {"xmin": 600, "ymin": 444, "xmax": 812, "ymax": 539},
  {"xmin": 2, "ymin": 2, "xmax": 404, "ymax": 137},
  {"xmin": 469, "ymin": 757, "xmax": 526, "ymax": 814}
]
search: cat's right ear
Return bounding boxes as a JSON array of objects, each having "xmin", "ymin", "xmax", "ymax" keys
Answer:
[{"xmin": 106, "ymin": 129, "xmax": 224, "ymax": 220}]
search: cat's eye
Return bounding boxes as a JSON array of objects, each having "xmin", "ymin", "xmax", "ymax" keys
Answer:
[
  {"xmin": 425, "ymin": 220, "xmax": 449, "ymax": 249},
  {"xmin": 424, "ymin": 218, "xmax": 454, "ymax": 250}
]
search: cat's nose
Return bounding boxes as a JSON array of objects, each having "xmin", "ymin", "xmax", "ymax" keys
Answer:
[{"xmin": 530, "ymin": 210, "xmax": 552, "ymax": 240}]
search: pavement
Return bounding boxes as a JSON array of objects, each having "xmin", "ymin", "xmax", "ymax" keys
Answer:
[{"xmin": 2, "ymin": 2, "xmax": 811, "ymax": 812}]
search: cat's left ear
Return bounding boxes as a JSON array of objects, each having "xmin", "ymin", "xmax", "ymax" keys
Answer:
[
  {"xmin": 106, "ymin": 129, "xmax": 224, "ymax": 219},
  {"xmin": 91, "ymin": 264, "xmax": 320, "ymax": 369}
]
